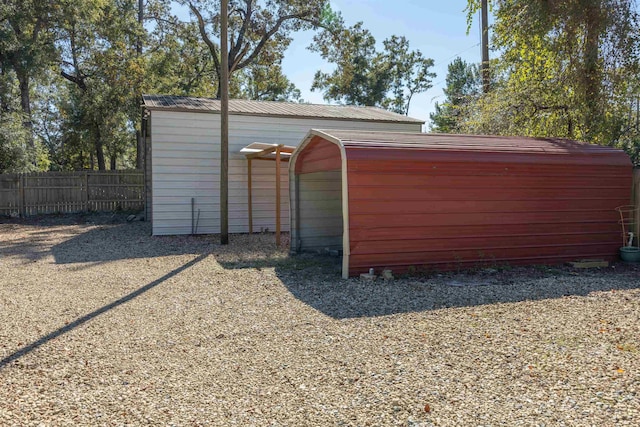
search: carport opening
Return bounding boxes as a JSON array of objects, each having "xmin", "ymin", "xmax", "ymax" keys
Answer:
[{"xmin": 295, "ymin": 168, "xmax": 344, "ymax": 255}]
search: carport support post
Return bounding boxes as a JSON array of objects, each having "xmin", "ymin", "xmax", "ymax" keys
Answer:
[
  {"xmin": 247, "ymin": 159, "xmax": 253, "ymax": 233},
  {"xmin": 275, "ymin": 145, "xmax": 281, "ymax": 246}
]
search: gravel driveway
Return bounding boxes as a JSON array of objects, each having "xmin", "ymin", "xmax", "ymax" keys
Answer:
[{"xmin": 1, "ymin": 214, "xmax": 639, "ymax": 426}]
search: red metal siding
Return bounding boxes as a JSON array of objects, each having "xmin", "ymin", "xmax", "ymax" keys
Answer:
[
  {"xmin": 292, "ymin": 130, "xmax": 633, "ymax": 277},
  {"xmin": 345, "ymin": 149, "xmax": 632, "ymax": 276},
  {"xmin": 295, "ymin": 136, "xmax": 341, "ymax": 174}
]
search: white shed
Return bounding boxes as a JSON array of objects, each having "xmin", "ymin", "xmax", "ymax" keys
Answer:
[{"xmin": 142, "ymin": 94, "xmax": 424, "ymax": 236}]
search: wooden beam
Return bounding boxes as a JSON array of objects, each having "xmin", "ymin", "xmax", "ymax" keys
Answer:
[
  {"xmin": 248, "ymin": 158, "xmax": 253, "ymax": 234},
  {"xmin": 275, "ymin": 145, "xmax": 281, "ymax": 247},
  {"xmin": 250, "ymin": 157, "xmax": 290, "ymax": 162},
  {"xmin": 245, "ymin": 145, "xmax": 278, "ymax": 159}
]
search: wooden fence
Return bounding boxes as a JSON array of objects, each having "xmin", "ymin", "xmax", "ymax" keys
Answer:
[
  {"xmin": 0, "ymin": 170, "xmax": 144, "ymax": 217},
  {"xmin": 633, "ymin": 168, "xmax": 640, "ymax": 239}
]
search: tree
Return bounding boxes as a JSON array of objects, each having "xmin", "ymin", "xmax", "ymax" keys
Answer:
[
  {"xmin": 382, "ymin": 35, "xmax": 436, "ymax": 115},
  {"xmin": 146, "ymin": 20, "xmax": 219, "ymax": 97},
  {"xmin": 57, "ymin": 0, "xmax": 144, "ymax": 170},
  {"xmin": 232, "ymin": 63, "xmax": 301, "ymax": 101},
  {"xmin": 310, "ymin": 20, "xmax": 435, "ymax": 115},
  {"xmin": 464, "ymin": 0, "xmax": 640, "ymax": 147},
  {"xmin": 430, "ymin": 57, "xmax": 480, "ymax": 133},
  {"xmin": 0, "ymin": 0, "xmax": 57, "ymax": 145},
  {"xmin": 0, "ymin": 111, "xmax": 48, "ymax": 173},
  {"xmin": 182, "ymin": 0, "xmax": 329, "ymax": 98}
]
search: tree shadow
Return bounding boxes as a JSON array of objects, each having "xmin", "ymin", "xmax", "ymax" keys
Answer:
[{"xmin": 0, "ymin": 253, "xmax": 209, "ymax": 369}]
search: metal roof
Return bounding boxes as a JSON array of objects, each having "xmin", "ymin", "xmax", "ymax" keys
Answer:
[
  {"xmin": 142, "ymin": 94, "xmax": 424, "ymax": 124},
  {"xmin": 310, "ymin": 129, "xmax": 626, "ymax": 155}
]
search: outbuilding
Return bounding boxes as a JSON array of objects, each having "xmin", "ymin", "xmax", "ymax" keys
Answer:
[
  {"xmin": 289, "ymin": 129, "xmax": 633, "ymax": 278},
  {"xmin": 142, "ymin": 95, "xmax": 423, "ymax": 235}
]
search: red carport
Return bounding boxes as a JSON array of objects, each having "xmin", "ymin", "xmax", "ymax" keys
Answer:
[{"xmin": 288, "ymin": 129, "xmax": 633, "ymax": 278}]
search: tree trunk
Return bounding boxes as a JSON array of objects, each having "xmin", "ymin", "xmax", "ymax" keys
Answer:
[
  {"xmin": 135, "ymin": 0, "xmax": 144, "ymax": 169},
  {"xmin": 583, "ymin": 5, "xmax": 602, "ymax": 140},
  {"xmin": 110, "ymin": 154, "xmax": 117, "ymax": 170},
  {"xmin": 16, "ymin": 69, "xmax": 34, "ymax": 147},
  {"xmin": 94, "ymin": 123, "xmax": 106, "ymax": 170},
  {"xmin": 0, "ymin": 64, "xmax": 9, "ymax": 113}
]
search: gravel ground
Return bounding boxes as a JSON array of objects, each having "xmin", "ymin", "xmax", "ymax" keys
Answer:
[{"xmin": 1, "ymin": 214, "xmax": 639, "ymax": 426}]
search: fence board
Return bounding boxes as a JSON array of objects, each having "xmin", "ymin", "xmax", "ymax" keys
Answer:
[
  {"xmin": 633, "ymin": 168, "xmax": 640, "ymax": 241},
  {"xmin": 0, "ymin": 170, "xmax": 144, "ymax": 217}
]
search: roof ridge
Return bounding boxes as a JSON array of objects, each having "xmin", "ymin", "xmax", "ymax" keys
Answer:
[{"xmin": 142, "ymin": 94, "xmax": 425, "ymax": 124}]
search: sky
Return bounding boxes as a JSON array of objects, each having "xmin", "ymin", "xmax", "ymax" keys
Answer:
[
  {"xmin": 172, "ymin": 1, "xmax": 486, "ymax": 129},
  {"xmin": 281, "ymin": 0, "xmax": 484, "ymax": 128}
]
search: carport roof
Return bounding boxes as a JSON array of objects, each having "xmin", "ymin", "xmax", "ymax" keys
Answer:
[
  {"xmin": 298, "ymin": 129, "xmax": 632, "ymax": 167},
  {"xmin": 310, "ymin": 129, "xmax": 625, "ymax": 155},
  {"xmin": 142, "ymin": 94, "xmax": 424, "ymax": 124}
]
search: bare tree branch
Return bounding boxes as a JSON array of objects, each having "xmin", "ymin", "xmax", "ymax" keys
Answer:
[
  {"xmin": 188, "ymin": 2, "xmax": 221, "ymax": 83},
  {"xmin": 229, "ymin": 0, "xmax": 252, "ymax": 64},
  {"xmin": 236, "ymin": 11, "xmax": 313, "ymax": 71}
]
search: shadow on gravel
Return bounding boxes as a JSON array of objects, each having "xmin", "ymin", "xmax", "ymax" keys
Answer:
[
  {"xmin": 0, "ymin": 253, "xmax": 208, "ymax": 370},
  {"xmin": 0, "ymin": 214, "xmax": 214, "ymax": 264},
  {"xmin": 271, "ymin": 262, "xmax": 640, "ymax": 319},
  {"xmin": 51, "ymin": 224, "xmax": 213, "ymax": 264}
]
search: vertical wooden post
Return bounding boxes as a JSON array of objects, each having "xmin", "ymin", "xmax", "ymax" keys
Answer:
[
  {"xmin": 220, "ymin": 0, "xmax": 229, "ymax": 245},
  {"xmin": 84, "ymin": 171, "xmax": 89, "ymax": 211},
  {"xmin": 275, "ymin": 145, "xmax": 281, "ymax": 246},
  {"xmin": 481, "ymin": 0, "xmax": 490, "ymax": 93},
  {"xmin": 18, "ymin": 174, "xmax": 26, "ymax": 218},
  {"xmin": 634, "ymin": 169, "xmax": 640, "ymax": 244},
  {"xmin": 247, "ymin": 159, "xmax": 253, "ymax": 233}
]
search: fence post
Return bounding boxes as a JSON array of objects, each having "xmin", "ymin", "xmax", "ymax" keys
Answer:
[
  {"xmin": 18, "ymin": 174, "xmax": 26, "ymax": 218},
  {"xmin": 84, "ymin": 171, "xmax": 89, "ymax": 211},
  {"xmin": 632, "ymin": 168, "xmax": 640, "ymax": 246}
]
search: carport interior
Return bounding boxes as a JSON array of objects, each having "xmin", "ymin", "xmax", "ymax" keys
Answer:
[
  {"xmin": 291, "ymin": 136, "xmax": 344, "ymax": 255},
  {"xmin": 295, "ymin": 170, "xmax": 343, "ymax": 253}
]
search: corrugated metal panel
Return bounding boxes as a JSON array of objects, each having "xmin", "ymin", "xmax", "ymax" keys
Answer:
[
  {"xmin": 296, "ymin": 170, "xmax": 343, "ymax": 251},
  {"xmin": 290, "ymin": 130, "xmax": 633, "ymax": 277},
  {"xmin": 150, "ymin": 111, "xmax": 421, "ymax": 235},
  {"xmin": 142, "ymin": 94, "xmax": 424, "ymax": 124},
  {"xmin": 295, "ymin": 137, "xmax": 342, "ymax": 174}
]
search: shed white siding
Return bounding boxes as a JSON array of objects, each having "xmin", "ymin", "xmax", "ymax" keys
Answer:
[{"xmin": 150, "ymin": 110, "xmax": 421, "ymax": 235}]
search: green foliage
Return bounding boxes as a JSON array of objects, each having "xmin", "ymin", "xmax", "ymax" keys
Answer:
[
  {"xmin": 462, "ymin": 0, "xmax": 640, "ymax": 163},
  {"xmin": 430, "ymin": 57, "xmax": 481, "ymax": 133},
  {"xmin": 309, "ymin": 20, "xmax": 435, "ymax": 114},
  {"xmin": 57, "ymin": 0, "xmax": 145, "ymax": 170},
  {"xmin": 0, "ymin": 112, "xmax": 48, "ymax": 173},
  {"xmin": 233, "ymin": 64, "xmax": 302, "ymax": 102}
]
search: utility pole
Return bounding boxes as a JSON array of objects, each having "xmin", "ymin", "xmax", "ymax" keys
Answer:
[
  {"xmin": 220, "ymin": 0, "xmax": 229, "ymax": 245},
  {"xmin": 136, "ymin": 0, "xmax": 144, "ymax": 170},
  {"xmin": 481, "ymin": 0, "xmax": 490, "ymax": 93}
]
